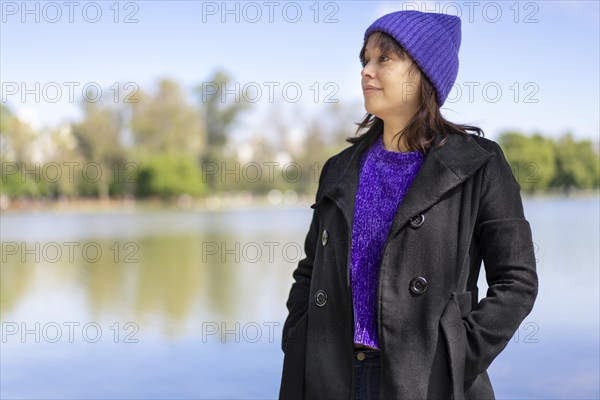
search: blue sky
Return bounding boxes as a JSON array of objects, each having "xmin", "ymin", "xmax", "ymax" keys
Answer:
[{"xmin": 1, "ymin": 0, "xmax": 599, "ymax": 143}]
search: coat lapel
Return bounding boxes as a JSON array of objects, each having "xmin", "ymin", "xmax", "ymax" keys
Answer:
[
  {"xmin": 387, "ymin": 131, "xmax": 494, "ymax": 238},
  {"xmin": 317, "ymin": 132, "xmax": 372, "ymax": 229},
  {"xmin": 319, "ymin": 130, "xmax": 494, "ymax": 239}
]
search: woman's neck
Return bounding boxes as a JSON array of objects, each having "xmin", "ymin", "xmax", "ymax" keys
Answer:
[
  {"xmin": 382, "ymin": 126, "xmax": 410, "ymax": 152},
  {"xmin": 381, "ymin": 113, "xmax": 415, "ymax": 152}
]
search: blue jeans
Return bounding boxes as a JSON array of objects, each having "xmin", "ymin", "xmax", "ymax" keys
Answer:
[{"xmin": 354, "ymin": 348, "xmax": 381, "ymax": 400}]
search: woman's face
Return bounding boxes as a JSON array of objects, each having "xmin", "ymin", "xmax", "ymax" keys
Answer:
[{"xmin": 360, "ymin": 34, "xmax": 421, "ymax": 120}]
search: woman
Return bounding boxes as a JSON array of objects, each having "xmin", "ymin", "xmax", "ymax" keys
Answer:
[{"xmin": 279, "ymin": 10, "xmax": 538, "ymax": 400}]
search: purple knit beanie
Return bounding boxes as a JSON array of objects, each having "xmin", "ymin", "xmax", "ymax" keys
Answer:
[{"xmin": 364, "ymin": 10, "xmax": 461, "ymax": 107}]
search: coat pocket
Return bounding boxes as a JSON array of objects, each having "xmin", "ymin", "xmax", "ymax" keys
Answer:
[
  {"xmin": 440, "ymin": 290, "xmax": 475, "ymax": 400},
  {"xmin": 279, "ymin": 311, "xmax": 308, "ymax": 400},
  {"xmin": 454, "ymin": 288, "xmax": 478, "ymax": 319},
  {"xmin": 283, "ymin": 311, "xmax": 308, "ymax": 352}
]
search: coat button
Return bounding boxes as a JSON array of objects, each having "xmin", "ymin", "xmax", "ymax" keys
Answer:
[
  {"xmin": 409, "ymin": 213, "xmax": 425, "ymax": 228},
  {"xmin": 315, "ymin": 289, "xmax": 328, "ymax": 307},
  {"xmin": 321, "ymin": 229, "xmax": 329, "ymax": 246},
  {"xmin": 356, "ymin": 352, "xmax": 365, "ymax": 361},
  {"xmin": 409, "ymin": 276, "xmax": 428, "ymax": 295}
]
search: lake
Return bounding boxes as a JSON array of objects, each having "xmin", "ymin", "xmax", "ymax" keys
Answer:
[{"xmin": 1, "ymin": 196, "xmax": 598, "ymax": 399}]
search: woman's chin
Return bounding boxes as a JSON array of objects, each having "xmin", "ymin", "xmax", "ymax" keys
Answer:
[
  {"xmin": 363, "ymin": 102, "xmax": 379, "ymax": 117},
  {"xmin": 365, "ymin": 108, "xmax": 382, "ymax": 119}
]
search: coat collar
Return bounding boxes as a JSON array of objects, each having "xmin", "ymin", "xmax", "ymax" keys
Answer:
[{"xmin": 318, "ymin": 129, "xmax": 495, "ymax": 238}]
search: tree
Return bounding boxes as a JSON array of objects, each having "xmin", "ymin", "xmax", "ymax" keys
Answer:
[
  {"xmin": 551, "ymin": 132, "xmax": 600, "ymax": 190},
  {"xmin": 71, "ymin": 96, "xmax": 126, "ymax": 199},
  {"xmin": 0, "ymin": 104, "xmax": 36, "ymax": 163},
  {"xmin": 130, "ymin": 78, "xmax": 203, "ymax": 157},
  {"xmin": 498, "ymin": 131, "xmax": 556, "ymax": 192},
  {"xmin": 135, "ymin": 154, "xmax": 205, "ymax": 198},
  {"xmin": 0, "ymin": 105, "xmax": 41, "ymax": 197},
  {"xmin": 195, "ymin": 70, "xmax": 251, "ymax": 192}
]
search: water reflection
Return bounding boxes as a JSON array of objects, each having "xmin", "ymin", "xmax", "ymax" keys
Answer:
[{"xmin": 1, "ymin": 197, "xmax": 599, "ymax": 398}]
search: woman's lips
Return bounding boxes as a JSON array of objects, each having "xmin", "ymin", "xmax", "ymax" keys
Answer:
[{"xmin": 363, "ymin": 87, "xmax": 382, "ymax": 93}]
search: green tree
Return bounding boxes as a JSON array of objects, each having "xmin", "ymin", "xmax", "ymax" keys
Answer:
[
  {"xmin": 195, "ymin": 70, "xmax": 251, "ymax": 192},
  {"xmin": 551, "ymin": 132, "xmax": 600, "ymax": 190},
  {"xmin": 135, "ymin": 154, "xmax": 205, "ymax": 198},
  {"xmin": 71, "ymin": 96, "xmax": 126, "ymax": 199},
  {"xmin": 0, "ymin": 105, "xmax": 41, "ymax": 197},
  {"xmin": 0, "ymin": 104, "xmax": 36, "ymax": 163},
  {"xmin": 130, "ymin": 79, "xmax": 203, "ymax": 157},
  {"xmin": 498, "ymin": 131, "xmax": 556, "ymax": 193},
  {"xmin": 38, "ymin": 125, "xmax": 85, "ymax": 199}
]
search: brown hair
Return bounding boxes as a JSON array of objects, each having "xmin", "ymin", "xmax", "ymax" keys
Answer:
[{"xmin": 348, "ymin": 31, "xmax": 484, "ymax": 154}]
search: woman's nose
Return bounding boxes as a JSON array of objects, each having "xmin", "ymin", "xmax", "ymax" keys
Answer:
[{"xmin": 361, "ymin": 64, "xmax": 374, "ymax": 79}]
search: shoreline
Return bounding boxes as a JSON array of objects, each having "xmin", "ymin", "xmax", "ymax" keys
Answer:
[
  {"xmin": 0, "ymin": 193, "xmax": 316, "ymax": 214},
  {"xmin": 1, "ymin": 189, "xmax": 598, "ymax": 214}
]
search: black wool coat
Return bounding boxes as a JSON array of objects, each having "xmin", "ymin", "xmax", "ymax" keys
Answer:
[{"xmin": 279, "ymin": 128, "xmax": 539, "ymax": 400}]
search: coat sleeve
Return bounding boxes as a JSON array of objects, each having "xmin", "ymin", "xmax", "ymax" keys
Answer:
[
  {"xmin": 465, "ymin": 141, "xmax": 539, "ymax": 381},
  {"xmin": 281, "ymin": 157, "xmax": 333, "ymax": 353}
]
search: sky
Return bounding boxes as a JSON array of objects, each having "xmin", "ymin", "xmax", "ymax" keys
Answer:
[{"xmin": 1, "ymin": 0, "xmax": 599, "ymax": 143}]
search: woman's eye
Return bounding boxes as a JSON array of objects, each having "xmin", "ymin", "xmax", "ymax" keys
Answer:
[{"xmin": 361, "ymin": 54, "xmax": 390, "ymax": 67}]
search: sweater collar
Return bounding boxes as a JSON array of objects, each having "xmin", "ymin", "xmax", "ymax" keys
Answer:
[
  {"xmin": 315, "ymin": 129, "xmax": 494, "ymax": 238},
  {"xmin": 367, "ymin": 134, "xmax": 425, "ymax": 165}
]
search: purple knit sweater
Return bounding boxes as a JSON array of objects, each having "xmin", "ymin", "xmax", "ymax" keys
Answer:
[{"xmin": 350, "ymin": 134, "xmax": 425, "ymax": 349}]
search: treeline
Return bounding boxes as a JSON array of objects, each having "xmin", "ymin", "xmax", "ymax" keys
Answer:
[
  {"xmin": 1, "ymin": 74, "xmax": 598, "ymax": 202},
  {"xmin": 1, "ymin": 73, "xmax": 357, "ymax": 202},
  {"xmin": 499, "ymin": 132, "xmax": 599, "ymax": 193}
]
